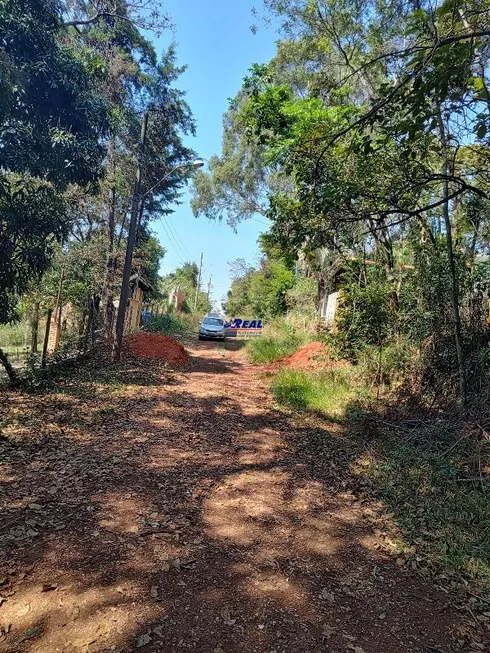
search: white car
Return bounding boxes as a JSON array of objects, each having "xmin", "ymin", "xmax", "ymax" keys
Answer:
[{"xmin": 198, "ymin": 315, "xmax": 225, "ymax": 341}]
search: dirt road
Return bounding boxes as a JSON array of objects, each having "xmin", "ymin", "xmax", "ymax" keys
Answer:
[{"xmin": 0, "ymin": 342, "xmax": 476, "ymax": 652}]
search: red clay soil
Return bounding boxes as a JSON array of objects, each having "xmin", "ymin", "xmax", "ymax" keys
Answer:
[
  {"xmin": 0, "ymin": 342, "xmax": 487, "ymax": 652},
  {"xmin": 124, "ymin": 331, "xmax": 189, "ymax": 367},
  {"xmin": 271, "ymin": 340, "xmax": 349, "ymax": 372}
]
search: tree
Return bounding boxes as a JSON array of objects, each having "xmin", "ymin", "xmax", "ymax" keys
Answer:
[
  {"xmin": 0, "ymin": 0, "xmax": 110, "ymax": 379},
  {"xmin": 200, "ymin": 0, "xmax": 490, "ymax": 410},
  {"xmin": 62, "ymin": 3, "xmax": 196, "ymax": 336},
  {"xmin": 0, "ymin": 0, "xmax": 109, "ymax": 183},
  {"xmin": 224, "ymin": 243, "xmax": 295, "ymax": 319},
  {"xmin": 160, "ymin": 262, "xmax": 211, "ymax": 314}
]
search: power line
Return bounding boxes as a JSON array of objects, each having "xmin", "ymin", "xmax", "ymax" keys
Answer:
[
  {"xmin": 161, "ymin": 217, "xmax": 188, "ymax": 261},
  {"xmin": 249, "ymin": 216, "xmax": 270, "ymax": 227},
  {"xmin": 159, "ymin": 218, "xmax": 186, "ymax": 265},
  {"xmin": 163, "ymin": 216, "xmax": 193, "ymax": 260}
]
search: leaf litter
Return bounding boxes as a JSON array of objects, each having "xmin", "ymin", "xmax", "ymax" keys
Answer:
[{"xmin": 0, "ymin": 341, "xmax": 487, "ymax": 652}]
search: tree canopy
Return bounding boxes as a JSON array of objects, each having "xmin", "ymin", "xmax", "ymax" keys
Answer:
[{"xmin": 194, "ymin": 0, "xmax": 490, "ymax": 410}]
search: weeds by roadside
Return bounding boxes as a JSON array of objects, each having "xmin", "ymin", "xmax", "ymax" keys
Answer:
[
  {"xmin": 356, "ymin": 415, "xmax": 490, "ymax": 598},
  {"xmin": 261, "ymin": 333, "xmax": 490, "ymax": 602},
  {"xmin": 271, "ymin": 368, "xmax": 358, "ymax": 415},
  {"xmin": 246, "ymin": 322, "xmax": 311, "ymax": 364},
  {"xmin": 145, "ymin": 313, "xmax": 193, "ymax": 337}
]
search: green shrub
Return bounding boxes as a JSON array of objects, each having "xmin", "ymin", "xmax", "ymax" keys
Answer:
[
  {"xmin": 271, "ymin": 368, "xmax": 355, "ymax": 415},
  {"xmin": 0, "ymin": 322, "xmax": 28, "ymax": 350},
  {"xmin": 246, "ymin": 323, "xmax": 309, "ymax": 364},
  {"xmin": 357, "ymin": 338, "xmax": 419, "ymax": 387},
  {"xmin": 366, "ymin": 436, "xmax": 490, "ymax": 594},
  {"xmin": 145, "ymin": 314, "xmax": 191, "ymax": 336}
]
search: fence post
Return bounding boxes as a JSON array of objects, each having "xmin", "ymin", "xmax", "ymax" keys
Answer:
[{"xmin": 41, "ymin": 308, "xmax": 53, "ymax": 368}]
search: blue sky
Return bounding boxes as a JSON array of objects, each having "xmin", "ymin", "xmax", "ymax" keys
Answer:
[{"xmin": 152, "ymin": 1, "xmax": 277, "ymax": 307}]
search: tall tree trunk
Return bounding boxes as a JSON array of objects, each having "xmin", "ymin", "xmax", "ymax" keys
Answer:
[
  {"xmin": 437, "ymin": 108, "xmax": 468, "ymax": 414},
  {"xmin": 101, "ymin": 141, "xmax": 117, "ymax": 340},
  {"xmin": 30, "ymin": 301, "xmax": 40, "ymax": 353},
  {"xmin": 41, "ymin": 308, "xmax": 53, "ymax": 368},
  {"xmin": 0, "ymin": 347, "xmax": 18, "ymax": 383},
  {"xmin": 101, "ymin": 186, "xmax": 116, "ymax": 339},
  {"xmin": 84, "ymin": 297, "xmax": 95, "ymax": 352}
]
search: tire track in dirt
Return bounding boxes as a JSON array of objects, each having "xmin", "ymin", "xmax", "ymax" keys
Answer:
[{"xmin": 0, "ymin": 341, "xmax": 477, "ymax": 652}]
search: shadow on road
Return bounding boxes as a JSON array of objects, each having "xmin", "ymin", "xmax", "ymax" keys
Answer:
[{"xmin": 0, "ymin": 344, "xmax": 473, "ymax": 653}]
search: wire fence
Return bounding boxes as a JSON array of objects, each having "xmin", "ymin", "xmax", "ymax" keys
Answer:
[{"xmin": 0, "ymin": 319, "xmax": 106, "ymax": 384}]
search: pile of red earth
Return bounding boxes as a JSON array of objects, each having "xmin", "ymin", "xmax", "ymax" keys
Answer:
[
  {"xmin": 124, "ymin": 331, "xmax": 189, "ymax": 367},
  {"xmin": 272, "ymin": 341, "xmax": 349, "ymax": 372}
]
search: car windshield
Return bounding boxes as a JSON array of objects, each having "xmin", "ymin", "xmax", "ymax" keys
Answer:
[{"xmin": 203, "ymin": 318, "xmax": 223, "ymax": 326}]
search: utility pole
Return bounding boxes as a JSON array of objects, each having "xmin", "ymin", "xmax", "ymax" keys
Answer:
[
  {"xmin": 113, "ymin": 111, "xmax": 149, "ymax": 362},
  {"xmin": 207, "ymin": 275, "xmax": 212, "ymax": 301},
  {"xmin": 194, "ymin": 252, "xmax": 203, "ymax": 310}
]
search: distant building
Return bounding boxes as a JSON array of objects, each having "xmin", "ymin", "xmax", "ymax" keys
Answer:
[{"xmin": 168, "ymin": 286, "xmax": 186, "ymax": 312}]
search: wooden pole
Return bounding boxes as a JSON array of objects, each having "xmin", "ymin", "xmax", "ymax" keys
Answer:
[
  {"xmin": 41, "ymin": 308, "xmax": 53, "ymax": 368},
  {"xmin": 194, "ymin": 252, "xmax": 203, "ymax": 309},
  {"xmin": 114, "ymin": 111, "xmax": 148, "ymax": 362},
  {"xmin": 53, "ymin": 262, "xmax": 66, "ymax": 352},
  {"xmin": 30, "ymin": 301, "xmax": 40, "ymax": 354}
]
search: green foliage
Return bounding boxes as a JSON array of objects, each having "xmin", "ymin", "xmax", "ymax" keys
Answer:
[
  {"xmin": 285, "ymin": 274, "xmax": 317, "ymax": 317},
  {"xmin": 365, "ymin": 432, "xmax": 490, "ymax": 594},
  {"xmin": 160, "ymin": 261, "xmax": 211, "ymax": 315},
  {"xmin": 0, "ymin": 0, "xmax": 109, "ymax": 184},
  {"xmin": 333, "ymin": 263, "xmax": 395, "ymax": 358},
  {"xmin": 225, "ymin": 246, "xmax": 296, "ymax": 319},
  {"xmin": 0, "ymin": 322, "xmax": 27, "ymax": 350},
  {"xmin": 0, "ymin": 175, "xmax": 68, "ymax": 323},
  {"xmin": 145, "ymin": 313, "xmax": 191, "ymax": 336},
  {"xmin": 271, "ymin": 368, "xmax": 355, "ymax": 415},
  {"xmin": 133, "ymin": 234, "xmax": 166, "ymax": 297},
  {"xmin": 191, "ymin": 80, "xmax": 273, "ymax": 226},
  {"xmin": 246, "ymin": 322, "xmax": 309, "ymax": 364},
  {"xmin": 357, "ymin": 339, "xmax": 419, "ymax": 388}
]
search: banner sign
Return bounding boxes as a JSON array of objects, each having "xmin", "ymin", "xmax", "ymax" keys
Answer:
[
  {"xmin": 141, "ymin": 310, "xmax": 152, "ymax": 325},
  {"xmin": 224, "ymin": 318, "xmax": 263, "ymax": 338}
]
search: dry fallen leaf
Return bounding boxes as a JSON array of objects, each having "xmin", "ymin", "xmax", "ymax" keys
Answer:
[
  {"xmin": 321, "ymin": 588, "xmax": 335, "ymax": 603},
  {"xmin": 322, "ymin": 624, "xmax": 336, "ymax": 638},
  {"xmin": 136, "ymin": 632, "xmax": 152, "ymax": 648},
  {"xmin": 0, "ymin": 623, "xmax": 12, "ymax": 637},
  {"xmin": 41, "ymin": 582, "xmax": 57, "ymax": 592},
  {"xmin": 214, "ymin": 645, "xmax": 224, "ymax": 653},
  {"xmin": 150, "ymin": 585, "xmax": 159, "ymax": 598},
  {"xmin": 221, "ymin": 606, "xmax": 236, "ymax": 626},
  {"xmin": 96, "ymin": 620, "xmax": 110, "ymax": 637}
]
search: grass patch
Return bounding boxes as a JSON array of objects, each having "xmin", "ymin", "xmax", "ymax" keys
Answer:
[
  {"xmin": 268, "ymin": 358, "xmax": 490, "ymax": 598},
  {"xmin": 145, "ymin": 313, "xmax": 192, "ymax": 337},
  {"xmin": 363, "ymin": 432, "xmax": 490, "ymax": 596},
  {"xmin": 246, "ymin": 325, "xmax": 310, "ymax": 364},
  {"xmin": 0, "ymin": 322, "xmax": 28, "ymax": 349},
  {"xmin": 271, "ymin": 368, "xmax": 356, "ymax": 415}
]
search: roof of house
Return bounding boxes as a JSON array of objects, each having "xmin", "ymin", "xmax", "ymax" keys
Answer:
[{"xmin": 129, "ymin": 273, "xmax": 153, "ymax": 292}]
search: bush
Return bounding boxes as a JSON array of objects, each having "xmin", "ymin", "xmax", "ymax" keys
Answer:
[
  {"xmin": 144, "ymin": 314, "xmax": 191, "ymax": 336},
  {"xmin": 271, "ymin": 367, "xmax": 355, "ymax": 415},
  {"xmin": 246, "ymin": 322, "xmax": 309, "ymax": 364},
  {"xmin": 357, "ymin": 338, "xmax": 419, "ymax": 388},
  {"xmin": 0, "ymin": 322, "xmax": 28, "ymax": 350}
]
